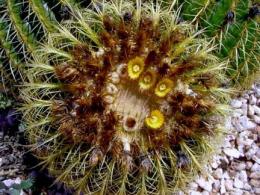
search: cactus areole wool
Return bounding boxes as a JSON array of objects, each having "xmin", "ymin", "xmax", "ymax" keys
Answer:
[{"xmin": 22, "ymin": 0, "xmax": 229, "ymax": 194}]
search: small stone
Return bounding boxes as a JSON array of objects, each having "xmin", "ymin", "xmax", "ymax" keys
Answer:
[
  {"xmin": 241, "ymin": 103, "xmax": 248, "ymax": 116},
  {"xmin": 253, "ymin": 115, "xmax": 260, "ymax": 124},
  {"xmin": 248, "ymin": 105, "xmax": 255, "ymax": 116},
  {"xmin": 223, "ymin": 148, "xmax": 241, "ymax": 158},
  {"xmin": 250, "ymin": 179, "xmax": 260, "ymax": 187},
  {"xmin": 251, "ymin": 163, "xmax": 260, "ymax": 172},
  {"xmin": 213, "ymin": 180, "xmax": 220, "ymax": 191},
  {"xmin": 212, "ymin": 168, "xmax": 223, "ymax": 179},
  {"xmin": 257, "ymin": 98, "xmax": 260, "ymax": 106},
  {"xmin": 254, "ymin": 188, "xmax": 260, "ymax": 194},
  {"xmin": 234, "ymin": 177, "xmax": 244, "ymax": 189},
  {"xmin": 231, "ymin": 162, "xmax": 246, "ymax": 171},
  {"xmin": 245, "ymin": 145, "xmax": 258, "ymax": 159},
  {"xmin": 237, "ymin": 145, "xmax": 244, "ymax": 153},
  {"xmin": 2, "ymin": 179, "xmax": 15, "ymax": 187},
  {"xmin": 246, "ymin": 161, "xmax": 253, "ymax": 170},
  {"xmin": 220, "ymin": 179, "xmax": 226, "ymax": 194},
  {"xmin": 228, "ymin": 170, "xmax": 237, "ymax": 178},
  {"xmin": 240, "ymin": 116, "xmax": 257, "ymax": 129},
  {"xmin": 238, "ymin": 170, "xmax": 248, "ymax": 182},
  {"xmin": 244, "ymin": 138, "xmax": 254, "ymax": 146},
  {"xmin": 231, "ymin": 189, "xmax": 243, "ymax": 195},
  {"xmin": 196, "ymin": 177, "xmax": 212, "ymax": 192},
  {"xmin": 256, "ymin": 89, "xmax": 260, "ymax": 98},
  {"xmin": 188, "ymin": 182, "xmax": 198, "ymax": 190},
  {"xmin": 249, "ymin": 172, "xmax": 260, "ymax": 179},
  {"xmin": 249, "ymin": 95, "xmax": 257, "ymax": 105},
  {"xmin": 231, "ymin": 99, "xmax": 242, "ymax": 108},
  {"xmin": 211, "ymin": 161, "xmax": 219, "ymax": 169},
  {"xmin": 233, "ymin": 109, "xmax": 243, "ymax": 117},
  {"xmin": 243, "ymin": 183, "xmax": 252, "ymax": 191},
  {"xmin": 254, "ymin": 105, "xmax": 260, "ymax": 116},
  {"xmin": 201, "ymin": 191, "xmax": 209, "ymax": 195},
  {"xmin": 232, "ymin": 118, "xmax": 244, "ymax": 132},
  {"xmin": 14, "ymin": 177, "xmax": 21, "ymax": 184},
  {"xmin": 223, "ymin": 139, "xmax": 232, "ymax": 148},
  {"xmin": 256, "ymin": 149, "xmax": 260, "ymax": 158},
  {"xmin": 252, "ymin": 155, "xmax": 260, "ymax": 164},
  {"xmin": 189, "ymin": 191, "xmax": 201, "ymax": 195},
  {"xmin": 225, "ymin": 116, "xmax": 233, "ymax": 130},
  {"xmin": 224, "ymin": 179, "xmax": 233, "ymax": 191},
  {"xmin": 242, "ymin": 94, "xmax": 249, "ymax": 100},
  {"xmin": 222, "ymin": 171, "xmax": 230, "ymax": 179}
]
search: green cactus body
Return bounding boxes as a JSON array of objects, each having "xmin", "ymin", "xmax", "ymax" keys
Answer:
[
  {"xmin": 29, "ymin": 0, "xmax": 58, "ymax": 32},
  {"xmin": 181, "ymin": 0, "xmax": 260, "ymax": 88},
  {"xmin": 6, "ymin": 0, "xmax": 37, "ymax": 53},
  {"xmin": 21, "ymin": 1, "xmax": 231, "ymax": 194},
  {"xmin": 0, "ymin": 16, "xmax": 22, "ymax": 81}
]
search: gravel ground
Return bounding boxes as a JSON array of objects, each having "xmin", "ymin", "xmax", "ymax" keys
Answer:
[
  {"xmin": 0, "ymin": 83, "xmax": 259, "ymax": 194},
  {"xmin": 179, "ymin": 83, "xmax": 260, "ymax": 195}
]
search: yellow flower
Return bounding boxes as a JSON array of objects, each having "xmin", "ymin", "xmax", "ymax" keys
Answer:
[
  {"xmin": 155, "ymin": 78, "xmax": 173, "ymax": 97},
  {"xmin": 145, "ymin": 110, "xmax": 165, "ymax": 129},
  {"xmin": 139, "ymin": 70, "xmax": 157, "ymax": 90},
  {"xmin": 127, "ymin": 57, "xmax": 145, "ymax": 80}
]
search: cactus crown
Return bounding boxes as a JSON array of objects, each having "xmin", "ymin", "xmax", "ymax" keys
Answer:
[{"xmin": 22, "ymin": 0, "xmax": 229, "ymax": 194}]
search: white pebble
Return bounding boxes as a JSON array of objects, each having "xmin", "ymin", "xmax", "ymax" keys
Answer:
[
  {"xmin": 248, "ymin": 105, "xmax": 255, "ymax": 116},
  {"xmin": 189, "ymin": 191, "xmax": 201, "ymax": 195},
  {"xmin": 240, "ymin": 116, "xmax": 257, "ymax": 129},
  {"xmin": 251, "ymin": 163, "xmax": 260, "ymax": 172},
  {"xmin": 241, "ymin": 103, "xmax": 248, "ymax": 116},
  {"xmin": 201, "ymin": 191, "xmax": 209, "ymax": 195},
  {"xmin": 225, "ymin": 179, "xmax": 233, "ymax": 191},
  {"xmin": 249, "ymin": 172, "xmax": 260, "ymax": 179},
  {"xmin": 211, "ymin": 161, "xmax": 219, "ymax": 169},
  {"xmin": 246, "ymin": 161, "xmax": 253, "ymax": 170},
  {"xmin": 243, "ymin": 183, "xmax": 252, "ymax": 191},
  {"xmin": 231, "ymin": 99, "xmax": 242, "ymax": 108},
  {"xmin": 220, "ymin": 179, "xmax": 226, "ymax": 194},
  {"xmin": 213, "ymin": 180, "xmax": 220, "ymax": 191},
  {"xmin": 212, "ymin": 168, "xmax": 222, "ymax": 179},
  {"xmin": 196, "ymin": 177, "xmax": 213, "ymax": 192},
  {"xmin": 254, "ymin": 188, "xmax": 260, "ymax": 194},
  {"xmin": 250, "ymin": 179, "xmax": 260, "ymax": 187},
  {"xmin": 231, "ymin": 162, "xmax": 246, "ymax": 171},
  {"xmin": 223, "ymin": 148, "xmax": 241, "ymax": 158},
  {"xmin": 222, "ymin": 171, "xmax": 230, "ymax": 179},
  {"xmin": 231, "ymin": 189, "xmax": 243, "ymax": 195},
  {"xmin": 253, "ymin": 115, "xmax": 260, "ymax": 124},
  {"xmin": 249, "ymin": 95, "xmax": 257, "ymax": 105},
  {"xmin": 252, "ymin": 155, "xmax": 260, "ymax": 164},
  {"xmin": 254, "ymin": 105, "xmax": 260, "ymax": 116},
  {"xmin": 2, "ymin": 179, "xmax": 15, "ymax": 187},
  {"xmin": 188, "ymin": 182, "xmax": 198, "ymax": 190},
  {"xmin": 234, "ymin": 177, "xmax": 244, "ymax": 189},
  {"xmin": 238, "ymin": 170, "xmax": 248, "ymax": 182},
  {"xmin": 233, "ymin": 109, "xmax": 243, "ymax": 117}
]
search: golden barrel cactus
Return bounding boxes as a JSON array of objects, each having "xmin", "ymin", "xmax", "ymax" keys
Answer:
[{"xmin": 22, "ymin": 0, "xmax": 230, "ymax": 194}]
